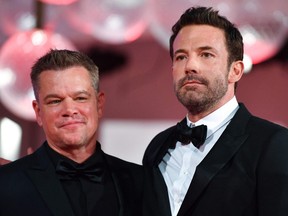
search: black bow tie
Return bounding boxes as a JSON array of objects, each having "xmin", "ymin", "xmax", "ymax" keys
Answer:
[
  {"xmin": 56, "ymin": 159, "xmax": 104, "ymax": 183},
  {"xmin": 176, "ymin": 119, "xmax": 207, "ymax": 148}
]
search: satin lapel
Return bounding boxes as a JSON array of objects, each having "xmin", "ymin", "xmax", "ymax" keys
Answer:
[
  {"xmin": 103, "ymin": 150, "xmax": 126, "ymax": 216},
  {"xmin": 178, "ymin": 104, "xmax": 251, "ymax": 216},
  {"xmin": 151, "ymin": 167, "xmax": 172, "ymax": 216},
  {"xmin": 148, "ymin": 127, "xmax": 178, "ymax": 216},
  {"xmin": 26, "ymin": 146, "xmax": 75, "ymax": 216}
]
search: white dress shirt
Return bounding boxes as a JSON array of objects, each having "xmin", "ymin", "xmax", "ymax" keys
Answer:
[{"xmin": 159, "ymin": 97, "xmax": 239, "ymax": 216}]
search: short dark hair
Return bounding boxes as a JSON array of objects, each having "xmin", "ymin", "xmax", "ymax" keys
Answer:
[
  {"xmin": 169, "ymin": 6, "xmax": 243, "ymax": 67},
  {"xmin": 31, "ymin": 49, "xmax": 99, "ymax": 101}
]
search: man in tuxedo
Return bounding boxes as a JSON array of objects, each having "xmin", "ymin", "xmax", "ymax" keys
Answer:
[
  {"xmin": 142, "ymin": 6, "xmax": 288, "ymax": 216},
  {"xmin": 0, "ymin": 49, "xmax": 143, "ymax": 216}
]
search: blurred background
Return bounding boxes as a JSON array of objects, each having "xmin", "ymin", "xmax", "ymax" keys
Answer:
[{"xmin": 0, "ymin": 0, "xmax": 287, "ymax": 164}]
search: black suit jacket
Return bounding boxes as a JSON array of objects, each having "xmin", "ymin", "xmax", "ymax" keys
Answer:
[
  {"xmin": 0, "ymin": 143, "xmax": 143, "ymax": 216},
  {"xmin": 142, "ymin": 103, "xmax": 288, "ymax": 216}
]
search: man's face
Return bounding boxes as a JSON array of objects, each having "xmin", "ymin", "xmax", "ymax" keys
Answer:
[
  {"xmin": 32, "ymin": 66, "xmax": 104, "ymax": 152},
  {"xmin": 172, "ymin": 24, "xmax": 236, "ymax": 116}
]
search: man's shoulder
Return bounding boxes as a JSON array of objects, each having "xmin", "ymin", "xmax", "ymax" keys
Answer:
[
  {"xmin": 0, "ymin": 153, "xmax": 36, "ymax": 184},
  {"xmin": 102, "ymin": 152, "xmax": 143, "ymax": 185},
  {"xmin": 0, "ymin": 145, "xmax": 48, "ymax": 177},
  {"xmin": 103, "ymin": 151, "xmax": 142, "ymax": 169},
  {"xmin": 248, "ymin": 115, "xmax": 288, "ymax": 136},
  {"xmin": 142, "ymin": 123, "xmax": 178, "ymax": 166},
  {"xmin": 233, "ymin": 103, "xmax": 288, "ymax": 139},
  {"xmin": 150, "ymin": 124, "xmax": 177, "ymax": 143}
]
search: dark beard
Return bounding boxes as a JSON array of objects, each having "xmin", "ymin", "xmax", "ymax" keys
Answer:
[
  {"xmin": 175, "ymin": 76, "xmax": 228, "ymax": 115},
  {"xmin": 176, "ymin": 89, "xmax": 214, "ymax": 115}
]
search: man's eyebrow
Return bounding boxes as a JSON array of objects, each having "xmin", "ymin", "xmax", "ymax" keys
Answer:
[
  {"xmin": 43, "ymin": 90, "xmax": 91, "ymax": 101},
  {"xmin": 74, "ymin": 90, "xmax": 91, "ymax": 95},
  {"xmin": 173, "ymin": 49, "xmax": 188, "ymax": 57},
  {"xmin": 174, "ymin": 46, "xmax": 216, "ymax": 55},
  {"xmin": 174, "ymin": 49, "xmax": 187, "ymax": 54},
  {"xmin": 43, "ymin": 94, "xmax": 60, "ymax": 101},
  {"xmin": 197, "ymin": 46, "xmax": 218, "ymax": 53}
]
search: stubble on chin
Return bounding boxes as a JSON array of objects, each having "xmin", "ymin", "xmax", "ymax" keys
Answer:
[
  {"xmin": 176, "ymin": 87, "xmax": 208, "ymax": 115},
  {"xmin": 174, "ymin": 66, "xmax": 230, "ymax": 116},
  {"xmin": 175, "ymin": 80, "xmax": 228, "ymax": 116}
]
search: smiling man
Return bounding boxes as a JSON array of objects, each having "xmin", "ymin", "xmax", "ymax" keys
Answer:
[{"xmin": 0, "ymin": 49, "xmax": 143, "ymax": 216}]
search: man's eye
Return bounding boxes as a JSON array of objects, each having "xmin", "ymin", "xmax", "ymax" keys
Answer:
[
  {"xmin": 174, "ymin": 55, "xmax": 187, "ymax": 61},
  {"xmin": 76, "ymin": 97, "xmax": 87, "ymax": 101},
  {"xmin": 201, "ymin": 52, "xmax": 214, "ymax": 58},
  {"xmin": 47, "ymin": 100, "xmax": 61, "ymax": 105}
]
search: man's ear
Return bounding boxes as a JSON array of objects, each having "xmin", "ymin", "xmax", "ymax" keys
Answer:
[
  {"xmin": 97, "ymin": 92, "xmax": 105, "ymax": 118},
  {"xmin": 32, "ymin": 100, "xmax": 43, "ymax": 126},
  {"xmin": 229, "ymin": 60, "xmax": 244, "ymax": 84}
]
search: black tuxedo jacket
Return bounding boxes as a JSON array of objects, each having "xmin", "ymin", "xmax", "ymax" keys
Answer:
[
  {"xmin": 0, "ymin": 143, "xmax": 143, "ymax": 216},
  {"xmin": 142, "ymin": 103, "xmax": 288, "ymax": 216}
]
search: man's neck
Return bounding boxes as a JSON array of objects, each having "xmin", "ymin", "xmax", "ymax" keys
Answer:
[
  {"xmin": 187, "ymin": 96, "xmax": 237, "ymax": 123},
  {"xmin": 47, "ymin": 142, "xmax": 97, "ymax": 163}
]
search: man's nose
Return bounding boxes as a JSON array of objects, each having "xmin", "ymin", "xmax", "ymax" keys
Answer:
[
  {"xmin": 62, "ymin": 99, "xmax": 78, "ymax": 117},
  {"xmin": 185, "ymin": 56, "xmax": 199, "ymax": 74}
]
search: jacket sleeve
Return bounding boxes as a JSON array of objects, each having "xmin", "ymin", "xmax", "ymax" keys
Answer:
[{"xmin": 257, "ymin": 127, "xmax": 288, "ymax": 216}]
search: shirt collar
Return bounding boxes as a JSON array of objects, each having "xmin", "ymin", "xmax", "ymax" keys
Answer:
[
  {"xmin": 186, "ymin": 96, "xmax": 239, "ymax": 130},
  {"xmin": 44, "ymin": 141, "xmax": 104, "ymax": 168}
]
